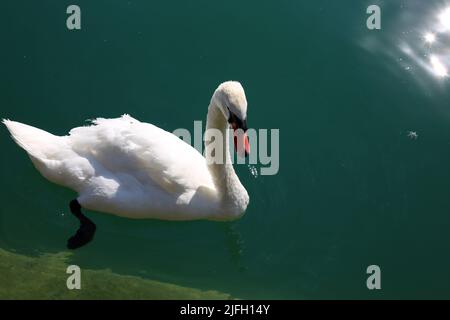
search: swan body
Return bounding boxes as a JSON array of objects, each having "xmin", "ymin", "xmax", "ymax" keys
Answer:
[{"xmin": 3, "ymin": 81, "xmax": 250, "ymax": 222}]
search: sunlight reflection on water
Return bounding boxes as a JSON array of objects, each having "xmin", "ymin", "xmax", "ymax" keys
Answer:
[
  {"xmin": 360, "ymin": 1, "xmax": 450, "ymax": 87},
  {"xmin": 400, "ymin": 4, "xmax": 450, "ymax": 79}
]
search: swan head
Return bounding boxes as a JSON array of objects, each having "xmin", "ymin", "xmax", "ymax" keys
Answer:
[
  {"xmin": 213, "ymin": 81, "xmax": 247, "ymax": 123},
  {"xmin": 212, "ymin": 81, "xmax": 250, "ymax": 157}
]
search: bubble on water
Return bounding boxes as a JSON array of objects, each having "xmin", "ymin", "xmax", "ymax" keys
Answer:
[{"xmin": 248, "ymin": 165, "xmax": 258, "ymax": 178}]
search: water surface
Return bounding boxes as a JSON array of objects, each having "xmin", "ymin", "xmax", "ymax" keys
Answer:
[{"xmin": 1, "ymin": 0, "xmax": 450, "ymax": 299}]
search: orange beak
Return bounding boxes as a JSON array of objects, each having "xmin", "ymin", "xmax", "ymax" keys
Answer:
[{"xmin": 232, "ymin": 125, "xmax": 250, "ymax": 157}]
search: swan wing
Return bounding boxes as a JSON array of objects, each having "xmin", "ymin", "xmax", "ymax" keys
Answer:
[{"xmin": 68, "ymin": 115, "xmax": 214, "ymax": 195}]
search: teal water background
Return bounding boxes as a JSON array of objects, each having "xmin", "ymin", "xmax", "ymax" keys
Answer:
[{"xmin": 1, "ymin": 0, "xmax": 450, "ymax": 299}]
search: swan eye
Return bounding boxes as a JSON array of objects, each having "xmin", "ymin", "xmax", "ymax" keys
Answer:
[{"xmin": 227, "ymin": 109, "xmax": 247, "ymax": 132}]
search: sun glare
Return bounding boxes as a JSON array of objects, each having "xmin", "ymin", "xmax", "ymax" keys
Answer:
[
  {"xmin": 424, "ymin": 32, "xmax": 436, "ymax": 43},
  {"xmin": 430, "ymin": 55, "xmax": 448, "ymax": 77},
  {"xmin": 439, "ymin": 7, "xmax": 450, "ymax": 30}
]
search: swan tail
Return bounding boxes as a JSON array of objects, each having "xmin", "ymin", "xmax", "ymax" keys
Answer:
[
  {"xmin": 2, "ymin": 119, "xmax": 79, "ymax": 188},
  {"xmin": 3, "ymin": 119, "xmax": 64, "ymax": 159}
]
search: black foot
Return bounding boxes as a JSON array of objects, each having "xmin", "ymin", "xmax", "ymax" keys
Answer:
[{"xmin": 67, "ymin": 199, "xmax": 96, "ymax": 250}]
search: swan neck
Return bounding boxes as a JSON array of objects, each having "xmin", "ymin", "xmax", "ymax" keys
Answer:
[{"xmin": 205, "ymin": 101, "xmax": 248, "ymax": 216}]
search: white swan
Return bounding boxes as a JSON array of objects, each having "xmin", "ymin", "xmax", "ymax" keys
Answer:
[{"xmin": 3, "ymin": 81, "xmax": 251, "ymax": 249}]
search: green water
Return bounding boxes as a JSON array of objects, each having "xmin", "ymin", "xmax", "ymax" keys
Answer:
[{"xmin": 1, "ymin": 0, "xmax": 450, "ymax": 299}]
